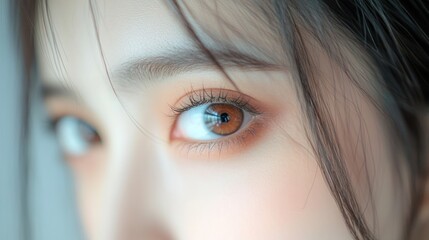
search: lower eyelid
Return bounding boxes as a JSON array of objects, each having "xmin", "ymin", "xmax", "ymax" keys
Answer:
[{"xmin": 170, "ymin": 115, "xmax": 270, "ymax": 160}]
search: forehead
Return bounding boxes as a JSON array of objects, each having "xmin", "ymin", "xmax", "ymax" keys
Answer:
[
  {"xmin": 35, "ymin": 0, "xmax": 282, "ymax": 85},
  {"xmin": 35, "ymin": 0, "xmax": 188, "ymax": 84}
]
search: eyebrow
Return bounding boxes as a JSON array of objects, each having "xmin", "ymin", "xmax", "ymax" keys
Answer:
[
  {"xmin": 42, "ymin": 83, "xmax": 82, "ymax": 102},
  {"xmin": 43, "ymin": 47, "xmax": 281, "ymax": 98},
  {"xmin": 113, "ymin": 47, "xmax": 281, "ymax": 88}
]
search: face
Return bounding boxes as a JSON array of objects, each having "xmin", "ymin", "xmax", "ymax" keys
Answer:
[{"xmin": 36, "ymin": 0, "xmax": 404, "ymax": 239}]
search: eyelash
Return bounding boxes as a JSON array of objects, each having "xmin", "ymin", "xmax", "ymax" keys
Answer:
[
  {"xmin": 175, "ymin": 121, "xmax": 261, "ymax": 157},
  {"xmin": 170, "ymin": 88, "xmax": 261, "ymax": 116},
  {"xmin": 170, "ymin": 88, "xmax": 264, "ymax": 156}
]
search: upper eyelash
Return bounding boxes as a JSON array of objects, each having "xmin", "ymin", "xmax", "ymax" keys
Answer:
[
  {"xmin": 170, "ymin": 88, "xmax": 262, "ymax": 115},
  {"xmin": 46, "ymin": 116, "xmax": 61, "ymax": 132}
]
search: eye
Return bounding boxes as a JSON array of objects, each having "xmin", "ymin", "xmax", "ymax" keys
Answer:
[
  {"xmin": 53, "ymin": 116, "xmax": 101, "ymax": 157},
  {"xmin": 173, "ymin": 103, "xmax": 253, "ymax": 141}
]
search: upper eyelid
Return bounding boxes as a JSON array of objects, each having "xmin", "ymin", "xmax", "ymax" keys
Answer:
[{"xmin": 170, "ymin": 88, "xmax": 263, "ymax": 115}]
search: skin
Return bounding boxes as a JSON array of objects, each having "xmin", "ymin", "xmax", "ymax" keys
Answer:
[{"xmin": 35, "ymin": 0, "xmax": 417, "ymax": 239}]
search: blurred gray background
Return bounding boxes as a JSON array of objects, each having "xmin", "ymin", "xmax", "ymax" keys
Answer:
[{"xmin": 0, "ymin": 0, "xmax": 82, "ymax": 239}]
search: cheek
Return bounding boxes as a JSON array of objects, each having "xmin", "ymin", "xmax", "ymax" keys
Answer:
[
  {"xmin": 70, "ymin": 149, "xmax": 107, "ymax": 240},
  {"xmin": 167, "ymin": 136, "xmax": 352, "ymax": 240}
]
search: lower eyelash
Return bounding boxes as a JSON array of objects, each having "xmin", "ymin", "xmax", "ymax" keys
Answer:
[{"xmin": 174, "ymin": 117, "xmax": 263, "ymax": 159}]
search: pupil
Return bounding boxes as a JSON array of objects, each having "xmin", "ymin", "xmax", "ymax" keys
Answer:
[
  {"xmin": 204, "ymin": 103, "xmax": 243, "ymax": 136},
  {"xmin": 220, "ymin": 113, "xmax": 230, "ymax": 123}
]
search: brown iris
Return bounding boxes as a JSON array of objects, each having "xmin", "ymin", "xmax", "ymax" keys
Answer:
[
  {"xmin": 77, "ymin": 120, "xmax": 101, "ymax": 144},
  {"xmin": 204, "ymin": 103, "xmax": 244, "ymax": 136}
]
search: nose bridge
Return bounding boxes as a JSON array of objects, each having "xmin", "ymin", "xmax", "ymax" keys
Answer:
[{"xmin": 99, "ymin": 128, "xmax": 169, "ymax": 240}]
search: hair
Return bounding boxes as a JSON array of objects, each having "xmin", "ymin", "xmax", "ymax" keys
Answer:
[{"xmin": 16, "ymin": 0, "xmax": 429, "ymax": 239}]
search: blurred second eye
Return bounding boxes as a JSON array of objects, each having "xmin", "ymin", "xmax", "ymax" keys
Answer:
[{"xmin": 54, "ymin": 116, "xmax": 101, "ymax": 157}]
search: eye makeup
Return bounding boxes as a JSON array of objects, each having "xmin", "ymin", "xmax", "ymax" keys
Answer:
[{"xmin": 169, "ymin": 88, "xmax": 272, "ymax": 158}]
